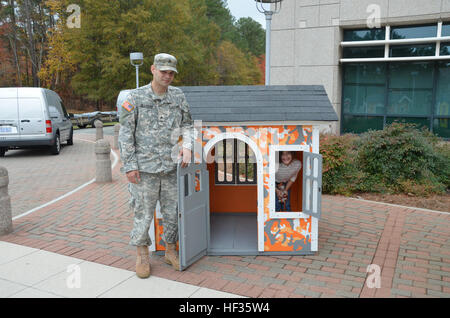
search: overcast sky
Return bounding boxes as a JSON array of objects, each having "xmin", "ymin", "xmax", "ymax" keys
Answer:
[{"xmin": 226, "ymin": 0, "xmax": 266, "ymax": 29}]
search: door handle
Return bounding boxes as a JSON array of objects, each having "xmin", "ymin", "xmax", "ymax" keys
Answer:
[{"xmin": 21, "ymin": 120, "xmax": 30, "ymax": 123}]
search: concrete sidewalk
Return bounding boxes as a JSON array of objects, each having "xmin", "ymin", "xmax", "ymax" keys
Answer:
[{"xmin": 0, "ymin": 241, "xmax": 242, "ymax": 298}]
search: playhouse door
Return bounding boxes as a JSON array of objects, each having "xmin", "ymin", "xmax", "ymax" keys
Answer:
[
  {"xmin": 177, "ymin": 161, "xmax": 210, "ymax": 271},
  {"xmin": 302, "ymin": 152, "xmax": 323, "ymax": 219}
]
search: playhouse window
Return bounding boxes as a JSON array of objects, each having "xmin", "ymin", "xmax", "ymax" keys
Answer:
[
  {"xmin": 273, "ymin": 150, "xmax": 303, "ymax": 213},
  {"xmin": 215, "ymin": 139, "xmax": 257, "ymax": 185}
]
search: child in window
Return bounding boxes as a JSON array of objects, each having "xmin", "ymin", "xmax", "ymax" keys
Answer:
[{"xmin": 275, "ymin": 151, "xmax": 301, "ymax": 212}]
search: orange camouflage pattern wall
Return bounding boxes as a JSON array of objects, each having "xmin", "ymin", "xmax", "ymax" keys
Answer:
[{"xmin": 155, "ymin": 125, "xmax": 314, "ymax": 253}]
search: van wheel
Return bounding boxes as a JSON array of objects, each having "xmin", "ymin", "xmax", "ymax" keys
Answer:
[
  {"xmin": 50, "ymin": 134, "xmax": 61, "ymax": 155},
  {"xmin": 67, "ymin": 128, "xmax": 74, "ymax": 146},
  {"xmin": 0, "ymin": 147, "xmax": 6, "ymax": 157}
]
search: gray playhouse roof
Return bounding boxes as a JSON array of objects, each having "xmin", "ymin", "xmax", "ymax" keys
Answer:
[{"xmin": 180, "ymin": 85, "xmax": 338, "ymax": 123}]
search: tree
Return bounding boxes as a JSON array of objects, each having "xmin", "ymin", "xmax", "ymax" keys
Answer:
[
  {"xmin": 204, "ymin": 0, "xmax": 238, "ymax": 43},
  {"xmin": 216, "ymin": 41, "xmax": 262, "ymax": 85},
  {"xmin": 235, "ymin": 17, "xmax": 265, "ymax": 57}
]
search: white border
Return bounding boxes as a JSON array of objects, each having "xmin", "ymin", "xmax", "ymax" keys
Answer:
[
  {"xmin": 268, "ymin": 144, "xmax": 310, "ymax": 219},
  {"xmin": 203, "ymin": 132, "xmax": 265, "ymax": 252},
  {"xmin": 311, "ymin": 126, "xmax": 320, "ymax": 252}
]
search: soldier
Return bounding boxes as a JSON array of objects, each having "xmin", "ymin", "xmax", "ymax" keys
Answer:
[{"xmin": 118, "ymin": 53, "xmax": 193, "ymax": 278}]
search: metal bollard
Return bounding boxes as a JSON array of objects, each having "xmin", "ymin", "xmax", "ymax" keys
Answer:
[
  {"xmin": 0, "ymin": 166, "xmax": 13, "ymax": 235},
  {"xmin": 95, "ymin": 139, "xmax": 112, "ymax": 183},
  {"xmin": 94, "ymin": 120, "xmax": 103, "ymax": 141},
  {"xmin": 113, "ymin": 124, "xmax": 120, "ymax": 150}
]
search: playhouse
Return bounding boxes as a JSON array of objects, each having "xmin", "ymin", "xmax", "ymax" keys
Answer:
[{"xmin": 148, "ymin": 85, "xmax": 338, "ymax": 270}]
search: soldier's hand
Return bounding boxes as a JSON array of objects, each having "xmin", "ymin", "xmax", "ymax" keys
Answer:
[
  {"xmin": 126, "ymin": 170, "xmax": 141, "ymax": 184},
  {"xmin": 179, "ymin": 147, "xmax": 191, "ymax": 168}
]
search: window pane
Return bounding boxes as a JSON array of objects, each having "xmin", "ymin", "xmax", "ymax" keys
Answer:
[
  {"xmin": 247, "ymin": 164, "xmax": 255, "ymax": 182},
  {"xmin": 342, "ymin": 115, "xmax": 384, "ymax": 134},
  {"xmin": 343, "ymin": 85, "xmax": 385, "ymax": 114},
  {"xmin": 343, "ymin": 46, "xmax": 385, "ymax": 58},
  {"xmin": 433, "ymin": 118, "xmax": 450, "ymax": 138},
  {"xmin": 237, "ymin": 140, "xmax": 246, "ymax": 163},
  {"xmin": 440, "ymin": 42, "xmax": 450, "ymax": 56},
  {"xmin": 391, "ymin": 25, "xmax": 437, "ymax": 39},
  {"xmin": 344, "ymin": 63, "xmax": 386, "ymax": 84},
  {"xmin": 0, "ymin": 98, "xmax": 18, "ymax": 119},
  {"xmin": 436, "ymin": 61, "xmax": 450, "ymax": 116},
  {"xmin": 388, "ymin": 63, "xmax": 433, "ymax": 116},
  {"xmin": 389, "ymin": 63, "xmax": 434, "ymax": 89},
  {"xmin": 390, "ymin": 44, "xmax": 435, "ymax": 57},
  {"xmin": 386, "ymin": 117, "xmax": 430, "ymax": 130},
  {"xmin": 238, "ymin": 164, "xmax": 245, "ymax": 182},
  {"xmin": 388, "ymin": 90, "xmax": 433, "ymax": 115},
  {"xmin": 343, "ymin": 29, "xmax": 385, "ymax": 41},
  {"xmin": 217, "ymin": 162, "xmax": 225, "ymax": 182},
  {"xmin": 18, "ymin": 99, "xmax": 44, "ymax": 118},
  {"xmin": 215, "ymin": 142, "xmax": 224, "ymax": 163},
  {"xmin": 442, "ymin": 24, "xmax": 450, "ymax": 37}
]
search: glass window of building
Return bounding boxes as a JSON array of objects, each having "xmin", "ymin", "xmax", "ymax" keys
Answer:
[
  {"xmin": 343, "ymin": 29, "xmax": 385, "ymax": 41},
  {"xmin": 391, "ymin": 25, "xmax": 437, "ymax": 39},
  {"xmin": 341, "ymin": 22, "xmax": 450, "ymax": 138}
]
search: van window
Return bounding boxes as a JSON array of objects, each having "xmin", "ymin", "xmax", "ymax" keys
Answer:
[
  {"xmin": 60, "ymin": 99, "xmax": 69, "ymax": 117},
  {"xmin": 51, "ymin": 93, "xmax": 63, "ymax": 115},
  {"xmin": 19, "ymin": 99, "xmax": 44, "ymax": 118},
  {"xmin": 0, "ymin": 99, "xmax": 18, "ymax": 120}
]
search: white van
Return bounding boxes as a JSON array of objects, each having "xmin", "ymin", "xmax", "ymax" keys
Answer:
[{"xmin": 0, "ymin": 87, "xmax": 73, "ymax": 157}]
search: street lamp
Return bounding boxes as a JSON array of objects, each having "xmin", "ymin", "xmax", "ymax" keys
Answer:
[
  {"xmin": 255, "ymin": 0, "xmax": 283, "ymax": 86},
  {"xmin": 130, "ymin": 52, "xmax": 144, "ymax": 88}
]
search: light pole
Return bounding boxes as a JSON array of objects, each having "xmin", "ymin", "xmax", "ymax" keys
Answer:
[
  {"xmin": 130, "ymin": 52, "xmax": 144, "ymax": 88},
  {"xmin": 255, "ymin": 0, "xmax": 283, "ymax": 86}
]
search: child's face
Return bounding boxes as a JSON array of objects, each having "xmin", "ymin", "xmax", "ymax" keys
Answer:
[{"xmin": 281, "ymin": 152, "xmax": 293, "ymax": 165}]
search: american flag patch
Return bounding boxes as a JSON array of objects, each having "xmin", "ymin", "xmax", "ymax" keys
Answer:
[{"xmin": 122, "ymin": 100, "xmax": 134, "ymax": 112}]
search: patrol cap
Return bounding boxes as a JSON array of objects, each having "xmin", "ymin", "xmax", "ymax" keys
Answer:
[{"xmin": 153, "ymin": 53, "xmax": 178, "ymax": 73}]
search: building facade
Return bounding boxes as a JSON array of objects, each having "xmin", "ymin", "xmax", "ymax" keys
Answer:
[{"xmin": 270, "ymin": 0, "xmax": 450, "ymax": 138}]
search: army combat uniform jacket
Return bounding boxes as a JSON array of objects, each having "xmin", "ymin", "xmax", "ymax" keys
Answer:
[{"xmin": 118, "ymin": 83, "xmax": 194, "ymax": 175}]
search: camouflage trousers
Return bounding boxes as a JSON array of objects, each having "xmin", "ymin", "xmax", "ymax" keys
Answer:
[{"xmin": 128, "ymin": 170, "xmax": 178, "ymax": 246}]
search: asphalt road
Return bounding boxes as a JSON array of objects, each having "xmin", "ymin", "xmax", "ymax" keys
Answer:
[{"xmin": 74, "ymin": 125, "xmax": 115, "ymax": 136}]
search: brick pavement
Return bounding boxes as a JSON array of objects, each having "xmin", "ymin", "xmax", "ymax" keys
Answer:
[
  {"xmin": 1, "ymin": 135, "xmax": 96, "ymax": 217},
  {"xmin": 1, "ymin": 133, "xmax": 449, "ymax": 298}
]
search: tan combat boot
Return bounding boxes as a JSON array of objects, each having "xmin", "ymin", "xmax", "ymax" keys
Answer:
[
  {"xmin": 164, "ymin": 243, "xmax": 180, "ymax": 271},
  {"xmin": 135, "ymin": 246, "xmax": 151, "ymax": 278}
]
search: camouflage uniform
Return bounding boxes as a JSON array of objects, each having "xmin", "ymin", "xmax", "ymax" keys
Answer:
[{"xmin": 119, "ymin": 82, "xmax": 193, "ymax": 246}]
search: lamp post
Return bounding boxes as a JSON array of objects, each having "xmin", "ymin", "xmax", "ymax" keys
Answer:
[
  {"xmin": 130, "ymin": 52, "xmax": 144, "ymax": 88},
  {"xmin": 255, "ymin": 0, "xmax": 283, "ymax": 86}
]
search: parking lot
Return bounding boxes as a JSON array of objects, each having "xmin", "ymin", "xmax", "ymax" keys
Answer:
[{"xmin": 0, "ymin": 128, "xmax": 115, "ymax": 218}]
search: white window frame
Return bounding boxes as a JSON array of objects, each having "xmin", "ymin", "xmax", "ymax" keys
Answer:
[
  {"xmin": 340, "ymin": 21, "xmax": 450, "ymax": 63},
  {"xmin": 269, "ymin": 144, "xmax": 310, "ymax": 219}
]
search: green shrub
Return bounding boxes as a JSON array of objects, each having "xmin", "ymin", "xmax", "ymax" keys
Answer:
[
  {"xmin": 320, "ymin": 123, "xmax": 449, "ymax": 197},
  {"xmin": 320, "ymin": 133, "xmax": 361, "ymax": 195},
  {"xmin": 356, "ymin": 123, "xmax": 448, "ymax": 195}
]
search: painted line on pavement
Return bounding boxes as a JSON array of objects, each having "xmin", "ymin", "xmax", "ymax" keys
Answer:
[
  {"xmin": 13, "ymin": 137, "xmax": 119, "ymax": 220},
  {"xmin": 347, "ymin": 196, "xmax": 449, "ymax": 215}
]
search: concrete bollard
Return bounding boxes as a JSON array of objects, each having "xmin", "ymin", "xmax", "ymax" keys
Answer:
[
  {"xmin": 94, "ymin": 120, "xmax": 103, "ymax": 141},
  {"xmin": 0, "ymin": 166, "xmax": 13, "ymax": 235},
  {"xmin": 95, "ymin": 139, "xmax": 112, "ymax": 183},
  {"xmin": 113, "ymin": 124, "xmax": 120, "ymax": 150}
]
